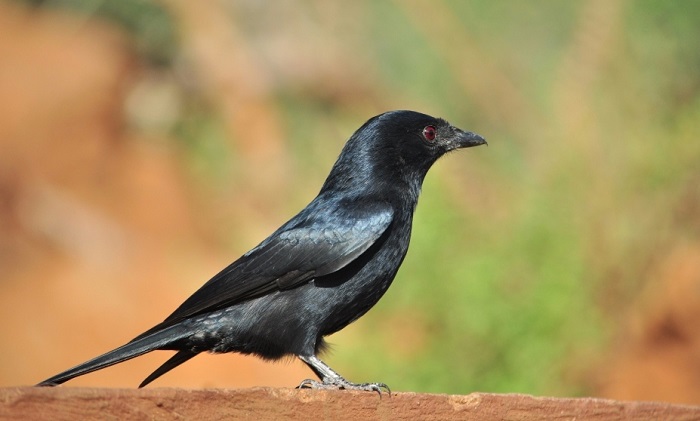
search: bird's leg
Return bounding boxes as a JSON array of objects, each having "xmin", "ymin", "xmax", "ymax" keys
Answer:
[{"xmin": 296, "ymin": 355, "xmax": 390, "ymax": 395}]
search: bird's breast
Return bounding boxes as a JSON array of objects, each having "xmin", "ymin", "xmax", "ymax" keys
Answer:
[{"xmin": 312, "ymin": 216, "xmax": 413, "ymax": 335}]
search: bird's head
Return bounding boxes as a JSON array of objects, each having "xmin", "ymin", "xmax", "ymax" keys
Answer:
[
  {"xmin": 322, "ymin": 110, "xmax": 486, "ymax": 196},
  {"xmin": 372, "ymin": 110, "xmax": 486, "ymax": 168}
]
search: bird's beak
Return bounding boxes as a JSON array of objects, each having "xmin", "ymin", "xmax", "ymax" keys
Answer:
[{"xmin": 452, "ymin": 129, "xmax": 487, "ymax": 149}]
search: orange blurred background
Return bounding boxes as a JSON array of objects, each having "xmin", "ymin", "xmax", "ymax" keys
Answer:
[{"xmin": 0, "ymin": 0, "xmax": 311, "ymax": 389}]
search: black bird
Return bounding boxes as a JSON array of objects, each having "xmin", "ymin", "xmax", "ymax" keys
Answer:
[{"xmin": 37, "ymin": 110, "xmax": 486, "ymax": 392}]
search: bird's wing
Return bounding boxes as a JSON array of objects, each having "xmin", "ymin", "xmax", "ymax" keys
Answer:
[{"xmin": 158, "ymin": 201, "xmax": 394, "ymax": 326}]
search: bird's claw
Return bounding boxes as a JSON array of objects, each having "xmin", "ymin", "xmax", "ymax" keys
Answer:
[{"xmin": 296, "ymin": 378, "xmax": 391, "ymax": 396}]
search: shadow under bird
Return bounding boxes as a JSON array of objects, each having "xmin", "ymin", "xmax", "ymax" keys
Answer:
[{"xmin": 37, "ymin": 110, "xmax": 486, "ymax": 393}]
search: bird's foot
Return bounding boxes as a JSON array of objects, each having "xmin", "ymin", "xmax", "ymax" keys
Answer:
[{"xmin": 297, "ymin": 377, "xmax": 390, "ymax": 396}]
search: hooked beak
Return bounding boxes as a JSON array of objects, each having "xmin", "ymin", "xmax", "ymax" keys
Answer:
[
  {"xmin": 447, "ymin": 127, "xmax": 487, "ymax": 150},
  {"xmin": 456, "ymin": 130, "xmax": 487, "ymax": 148}
]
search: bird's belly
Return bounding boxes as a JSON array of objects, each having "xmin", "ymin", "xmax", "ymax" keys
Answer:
[
  {"xmin": 177, "ymin": 293, "xmax": 321, "ymax": 358},
  {"xmin": 178, "ymin": 266, "xmax": 401, "ymax": 358}
]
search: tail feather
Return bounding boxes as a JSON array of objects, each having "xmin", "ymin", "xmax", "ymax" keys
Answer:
[
  {"xmin": 36, "ymin": 324, "xmax": 191, "ymax": 387},
  {"xmin": 138, "ymin": 350, "xmax": 198, "ymax": 388}
]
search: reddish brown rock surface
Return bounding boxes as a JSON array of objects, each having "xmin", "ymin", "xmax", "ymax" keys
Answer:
[{"xmin": 1, "ymin": 387, "xmax": 699, "ymax": 421}]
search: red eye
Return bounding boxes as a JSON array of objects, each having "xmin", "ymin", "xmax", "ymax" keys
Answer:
[{"xmin": 422, "ymin": 125, "xmax": 436, "ymax": 142}]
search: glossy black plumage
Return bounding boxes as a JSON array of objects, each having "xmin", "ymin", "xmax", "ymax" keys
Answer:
[{"xmin": 37, "ymin": 110, "xmax": 486, "ymax": 392}]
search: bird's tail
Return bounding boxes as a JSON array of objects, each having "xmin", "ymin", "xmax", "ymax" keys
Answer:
[
  {"xmin": 36, "ymin": 323, "xmax": 192, "ymax": 387},
  {"xmin": 138, "ymin": 350, "xmax": 197, "ymax": 388}
]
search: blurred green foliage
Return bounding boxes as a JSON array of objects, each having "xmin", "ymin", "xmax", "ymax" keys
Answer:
[
  {"xmin": 22, "ymin": 0, "xmax": 178, "ymax": 65},
  {"xmin": 19, "ymin": 0, "xmax": 700, "ymax": 395}
]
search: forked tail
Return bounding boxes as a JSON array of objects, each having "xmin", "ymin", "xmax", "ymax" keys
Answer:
[{"xmin": 37, "ymin": 323, "xmax": 191, "ymax": 387}]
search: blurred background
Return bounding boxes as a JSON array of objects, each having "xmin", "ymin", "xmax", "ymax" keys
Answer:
[{"xmin": 1, "ymin": 0, "xmax": 700, "ymax": 404}]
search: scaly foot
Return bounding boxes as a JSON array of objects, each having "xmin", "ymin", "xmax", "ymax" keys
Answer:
[{"xmin": 297, "ymin": 377, "xmax": 390, "ymax": 396}]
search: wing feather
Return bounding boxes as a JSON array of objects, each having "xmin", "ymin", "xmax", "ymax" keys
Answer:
[{"xmin": 154, "ymin": 200, "xmax": 393, "ymax": 329}]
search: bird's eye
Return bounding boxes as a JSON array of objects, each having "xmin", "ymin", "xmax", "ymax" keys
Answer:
[{"xmin": 422, "ymin": 125, "xmax": 437, "ymax": 142}]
